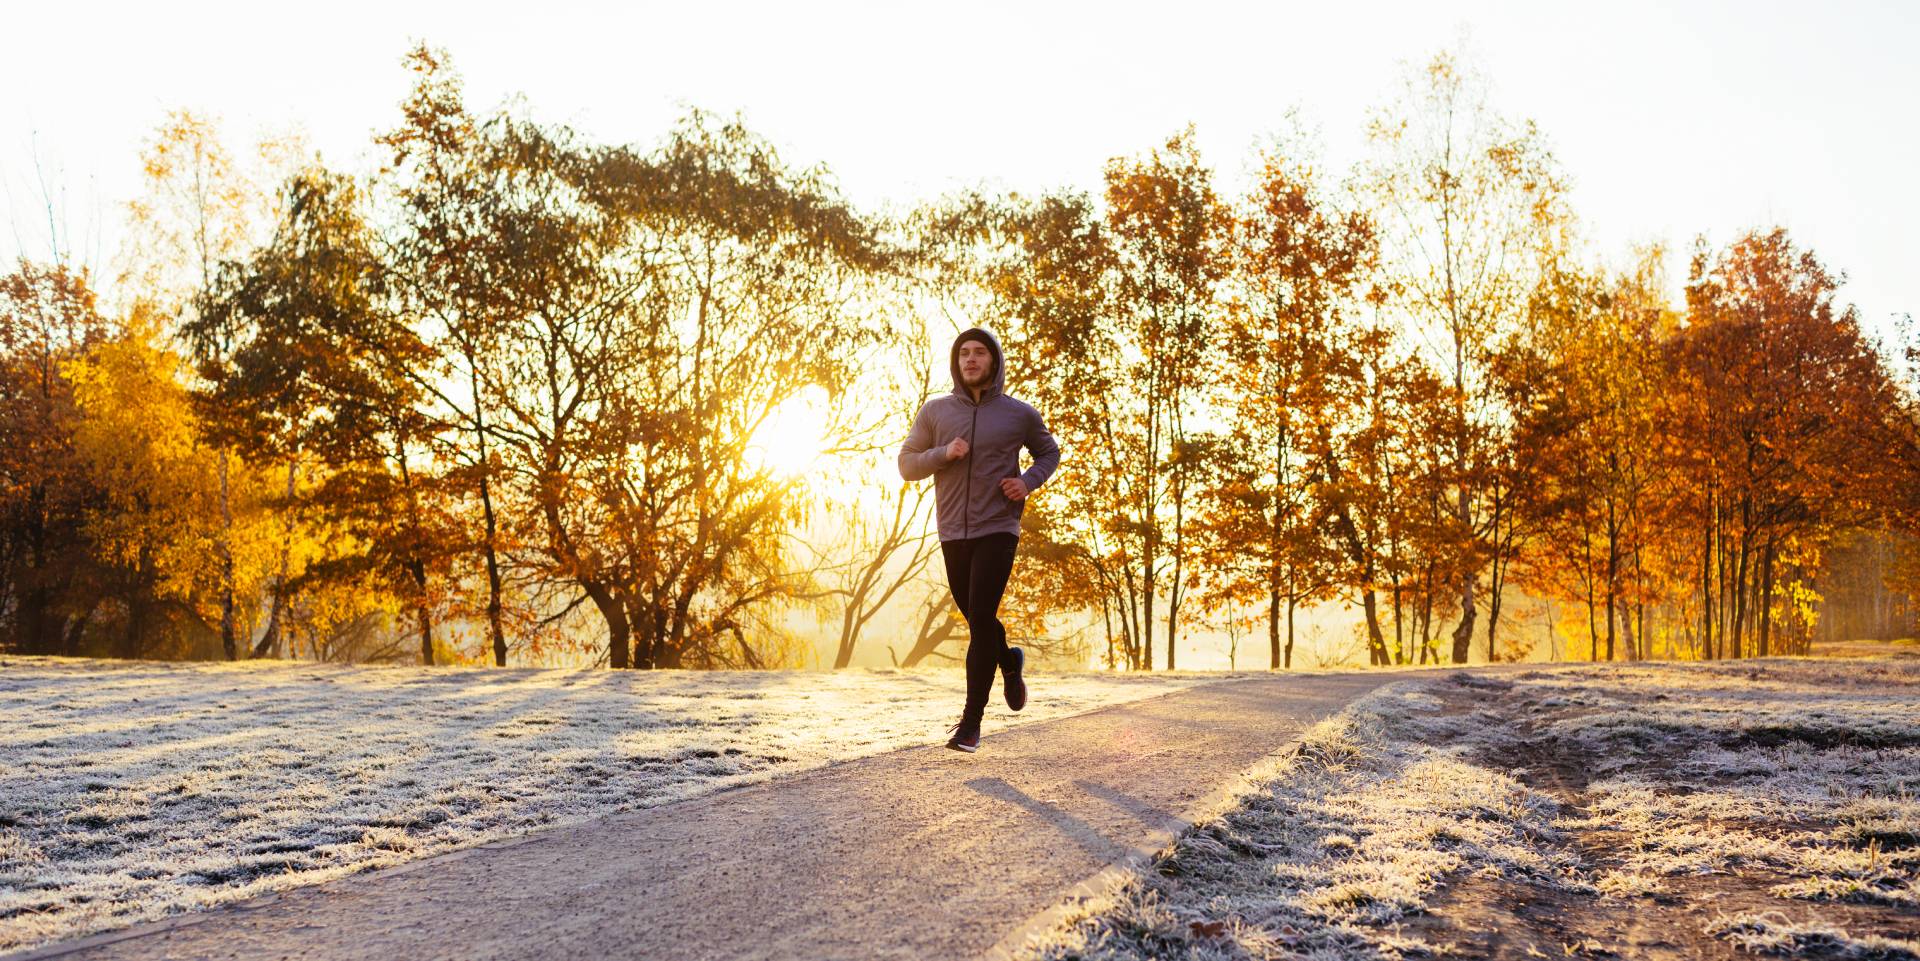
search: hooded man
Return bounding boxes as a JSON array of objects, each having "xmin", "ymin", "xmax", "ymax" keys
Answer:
[{"xmin": 898, "ymin": 326, "xmax": 1061, "ymax": 752}]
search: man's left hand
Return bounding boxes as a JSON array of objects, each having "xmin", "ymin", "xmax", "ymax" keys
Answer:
[{"xmin": 1000, "ymin": 478, "xmax": 1028, "ymax": 501}]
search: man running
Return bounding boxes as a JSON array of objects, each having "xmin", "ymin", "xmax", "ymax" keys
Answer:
[{"xmin": 898, "ymin": 326, "xmax": 1061, "ymax": 752}]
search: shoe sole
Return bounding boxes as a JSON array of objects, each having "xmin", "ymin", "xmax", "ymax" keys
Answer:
[
  {"xmin": 1004, "ymin": 647, "xmax": 1027, "ymax": 712},
  {"xmin": 947, "ymin": 741, "xmax": 978, "ymax": 753}
]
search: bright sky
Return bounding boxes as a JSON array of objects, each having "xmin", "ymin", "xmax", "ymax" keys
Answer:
[{"xmin": 5, "ymin": 0, "xmax": 1915, "ymax": 340}]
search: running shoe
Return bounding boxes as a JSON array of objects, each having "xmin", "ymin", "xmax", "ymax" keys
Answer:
[
  {"xmin": 1001, "ymin": 646, "xmax": 1027, "ymax": 712},
  {"xmin": 945, "ymin": 719, "xmax": 980, "ymax": 753}
]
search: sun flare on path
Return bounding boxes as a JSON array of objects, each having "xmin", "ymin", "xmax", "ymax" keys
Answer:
[{"xmin": 747, "ymin": 385, "xmax": 830, "ymax": 477}]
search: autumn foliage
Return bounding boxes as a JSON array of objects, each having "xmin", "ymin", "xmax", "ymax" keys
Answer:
[{"xmin": 2, "ymin": 47, "xmax": 1914, "ymax": 669}]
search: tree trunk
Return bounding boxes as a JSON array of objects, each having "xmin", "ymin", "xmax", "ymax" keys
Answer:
[
  {"xmin": 585, "ymin": 582, "xmax": 629, "ymax": 669},
  {"xmin": 1270, "ymin": 413, "xmax": 1287, "ymax": 671},
  {"xmin": 415, "ymin": 602, "xmax": 434, "ymax": 667},
  {"xmin": 471, "ymin": 365, "xmax": 508, "ymax": 668},
  {"xmin": 1607, "ymin": 593, "xmax": 1619, "ymax": 662},
  {"xmin": 1638, "ymin": 600, "xmax": 1648, "ymax": 661},
  {"xmin": 1485, "ymin": 571, "xmax": 1504, "ymax": 663},
  {"xmin": 1419, "ymin": 563, "xmax": 1437, "ymax": 664},
  {"xmin": 834, "ymin": 612, "xmax": 858, "ymax": 670},
  {"xmin": 218, "ymin": 447, "xmax": 237, "ymax": 660},
  {"xmin": 1605, "ymin": 500, "xmax": 1619, "ymax": 661},
  {"xmin": 1759, "ymin": 537, "xmax": 1776, "ymax": 657},
  {"xmin": 899, "ymin": 598, "xmax": 963, "ymax": 668},
  {"xmin": 17, "ymin": 584, "xmax": 52, "ymax": 656},
  {"xmin": 395, "ymin": 436, "xmax": 433, "ymax": 666},
  {"xmin": 1701, "ymin": 499, "xmax": 1715, "ymax": 661},
  {"xmin": 63, "ymin": 605, "xmax": 94, "ymax": 657},
  {"xmin": 408, "ymin": 558, "xmax": 434, "ymax": 666},
  {"xmin": 1730, "ymin": 511, "xmax": 1751, "ymax": 659},
  {"xmin": 1168, "ymin": 459, "xmax": 1184, "ymax": 673},
  {"xmin": 1605, "ymin": 566, "xmax": 1617, "ymax": 662},
  {"xmin": 1620, "ymin": 598, "xmax": 1638, "ymax": 661},
  {"xmin": 1485, "ymin": 490, "xmax": 1507, "ymax": 663},
  {"xmin": 1142, "ymin": 554, "xmax": 1156, "ymax": 672},
  {"xmin": 121, "ymin": 550, "xmax": 151, "ymax": 660},
  {"xmin": 1362, "ymin": 588, "xmax": 1389, "ymax": 666},
  {"xmin": 1393, "ymin": 576, "xmax": 1406, "ymax": 665},
  {"xmin": 1285, "ymin": 594, "xmax": 1297, "ymax": 670},
  {"xmin": 1450, "ymin": 573, "xmax": 1477, "ymax": 664},
  {"xmin": 634, "ymin": 590, "xmax": 658, "ymax": 669},
  {"xmin": 1586, "ymin": 554, "xmax": 1599, "ymax": 663},
  {"xmin": 1118, "ymin": 572, "xmax": 1141, "ymax": 670},
  {"xmin": 1449, "ymin": 478, "xmax": 1476, "ymax": 663},
  {"xmin": 122, "ymin": 593, "xmax": 145, "ymax": 661},
  {"xmin": 480, "ymin": 471, "xmax": 507, "ymax": 667},
  {"xmin": 1268, "ymin": 577, "xmax": 1281, "ymax": 671},
  {"xmin": 1100, "ymin": 591, "xmax": 1116, "ymax": 671},
  {"xmin": 252, "ymin": 460, "xmax": 299, "ymax": 660}
]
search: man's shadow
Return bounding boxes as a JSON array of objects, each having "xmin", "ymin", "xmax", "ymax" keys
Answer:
[{"xmin": 960, "ymin": 777, "xmax": 1190, "ymax": 862}]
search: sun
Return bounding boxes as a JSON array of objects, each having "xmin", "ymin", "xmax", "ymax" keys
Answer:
[{"xmin": 746, "ymin": 386, "xmax": 830, "ymax": 476}]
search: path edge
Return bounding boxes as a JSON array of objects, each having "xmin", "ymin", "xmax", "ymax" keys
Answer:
[{"xmin": 976, "ymin": 676, "xmax": 1406, "ymax": 961}]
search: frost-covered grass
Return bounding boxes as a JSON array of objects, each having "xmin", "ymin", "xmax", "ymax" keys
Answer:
[
  {"xmin": 1016, "ymin": 679, "xmax": 1577, "ymax": 960},
  {"xmin": 1521, "ymin": 660, "xmax": 1920, "ymax": 920},
  {"xmin": 1015, "ymin": 658, "xmax": 1920, "ymax": 961},
  {"xmin": 0, "ymin": 655, "xmax": 1215, "ymax": 953},
  {"xmin": 1707, "ymin": 912, "xmax": 1920, "ymax": 959}
]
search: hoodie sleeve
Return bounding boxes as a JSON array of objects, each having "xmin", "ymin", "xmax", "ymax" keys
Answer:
[
  {"xmin": 897, "ymin": 401, "xmax": 948, "ymax": 481},
  {"xmin": 1019, "ymin": 405, "xmax": 1061, "ymax": 492}
]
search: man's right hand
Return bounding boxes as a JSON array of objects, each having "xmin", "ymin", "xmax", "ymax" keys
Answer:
[{"xmin": 944, "ymin": 437, "xmax": 970, "ymax": 462}]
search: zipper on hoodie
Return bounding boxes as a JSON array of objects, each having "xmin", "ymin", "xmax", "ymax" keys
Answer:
[{"xmin": 964, "ymin": 401, "xmax": 979, "ymax": 539}]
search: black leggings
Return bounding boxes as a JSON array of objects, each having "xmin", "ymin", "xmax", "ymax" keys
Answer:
[{"xmin": 941, "ymin": 532, "xmax": 1018, "ymax": 724}]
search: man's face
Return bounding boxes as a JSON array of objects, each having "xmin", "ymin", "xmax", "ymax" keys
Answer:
[{"xmin": 957, "ymin": 340, "xmax": 994, "ymax": 387}]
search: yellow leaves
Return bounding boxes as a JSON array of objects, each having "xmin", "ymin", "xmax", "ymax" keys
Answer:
[
  {"xmin": 64, "ymin": 315, "xmax": 211, "ymax": 585},
  {"xmin": 121, "ymin": 109, "xmax": 283, "ymax": 317},
  {"xmin": 66, "ymin": 316, "xmax": 205, "ymax": 496},
  {"xmin": 62, "ymin": 312, "xmax": 290, "ymax": 630}
]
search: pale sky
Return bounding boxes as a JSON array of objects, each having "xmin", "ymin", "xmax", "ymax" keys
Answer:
[
  {"xmin": 6, "ymin": 0, "xmax": 1915, "ymax": 668},
  {"xmin": 5, "ymin": 0, "xmax": 1916, "ymax": 340}
]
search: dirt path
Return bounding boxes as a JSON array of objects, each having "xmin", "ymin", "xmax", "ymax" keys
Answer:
[
  {"xmin": 7, "ymin": 672, "xmax": 1397, "ymax": 961},
  {"xmin": 1399, "ymin": 670, "xmax": 1920, "ymax": 960}
]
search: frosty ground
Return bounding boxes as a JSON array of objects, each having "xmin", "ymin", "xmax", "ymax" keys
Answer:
[
  {"xmin": 1016, "ymin": 657, "xmax": 1920, "ymax": 961},
  {"xmin": 0, "ymin": 655, "xmax": 1220, "ymax": 954}
]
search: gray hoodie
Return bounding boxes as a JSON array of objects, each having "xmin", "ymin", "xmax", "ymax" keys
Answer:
[{"xmin": 897, "ymin": 327, "xmax": 1061, "ymax": 542}]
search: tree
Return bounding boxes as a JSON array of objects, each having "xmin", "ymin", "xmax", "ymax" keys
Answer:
[
  {"xmin": 376, "ymin": 45, "xmax": 517, "ymax": 666},
  {"xmin": 818, "ymin": 479, "xmax": 939, "ymax": 668},
  {"xmin": 1101, "ymin": 129, "xmax": 1228, "ymax": 670},
  {"xmin": 1672, "ymin": 227, "xmax": 1896, "ymax": 658},
  {"xmin": 1504, "ymin": 254, "xmax": 1672, "ymax": 661},
  {"xmin": 977, "ymin": 132, "xmax": 1227, "ymax": 671},
  {"xmin": 1362, "ymin": 50, "xmax": 1569, "ymax": 663},
  {"xmin": 66, "ymin": 311, "xmax": 228, "ymax": 658},
  {"xmin": 0, "ymin": 261, "xmax": 109, "ymax": 654},
  {"xmin": 194, "ymin": 167, "xmax": 462, "ymax": 667},
  {"xmin": 1310, "ymin": 320, "xmax": 1453, "ymax": 666},
  {"xmin": 1201, "ymin": 140, "xmax": 1376, "ymax": 669},
  {"xmin": 576, "ymin": 110, "xmax": 899, "ymax": 669},
  {"xmin": 125, "ymin": 110, "xmax": 291, "ymax": 661}
]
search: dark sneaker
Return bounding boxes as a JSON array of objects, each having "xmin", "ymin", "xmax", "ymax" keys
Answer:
[
  {"xmin": 945, "ymin": 720, "xmax": 980, "ymax": 753},
  {"xmin": 1001, "ymin": 646, "xmax": 1027, "ymax": 712}
]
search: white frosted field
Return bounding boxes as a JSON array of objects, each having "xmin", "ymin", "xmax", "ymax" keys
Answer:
[
  {"xmin": 1018, "ymin": 658, "xmax": 1920, "ymax": 961},
  {"xmin": 0, "ymin": 655, "xmax": 1218, "ymax": 953}
]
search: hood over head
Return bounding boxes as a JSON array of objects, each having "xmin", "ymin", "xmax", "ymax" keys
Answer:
[{"xmin": 949, "ymin": 326, "xmax": 1005, "ymax": 401}]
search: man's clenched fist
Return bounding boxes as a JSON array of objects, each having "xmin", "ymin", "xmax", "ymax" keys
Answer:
[{"xmin": 1000, "ymin": 477, "xmax": 1028, "ymax": 501}]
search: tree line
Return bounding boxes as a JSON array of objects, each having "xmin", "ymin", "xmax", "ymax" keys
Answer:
[{"xmin": 4, "ymin": 48, "xmax": 1916, "ymax": 669}]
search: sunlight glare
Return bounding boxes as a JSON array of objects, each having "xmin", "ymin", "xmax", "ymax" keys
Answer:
[{"xmin": 747, "ymin": 385, "xmax": 830, "ymax": 477}]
